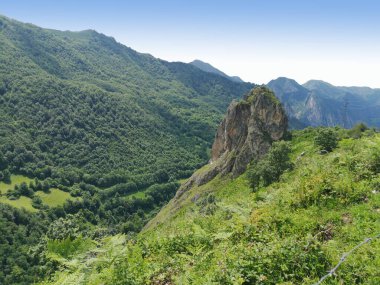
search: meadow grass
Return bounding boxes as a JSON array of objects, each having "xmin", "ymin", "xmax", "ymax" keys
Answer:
[
  {"xmin": 36, "ymin": 188, "xmax": 73, "ymax": 207},
  {"xmin": 0, "ymin": 175, "xmax": 33, "ymax": 194},
  {"xmin": 0, "ymin": 176, "xmax": 75, "ymax": 211},
  {"xmin": 127, "ymin": 191, "xmax": 146, "ymax": 199},
  {"xmin": 0, "ymin": 195, "xmax": 37, "ymax": 212}
]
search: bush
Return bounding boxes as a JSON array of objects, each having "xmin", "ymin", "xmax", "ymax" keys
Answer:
[
  {"xmin": 248, "ymin": 141, "xmax": 293, "ymax": 191},
  {"xmin": 32, "ymin": 196, "xmax": 43, "ymax": 209},
  {"xmin": 2, "ymin": 170, "xmax": 11, "ymax": 183},
  {"xmin": 314, "ymin": 128, "xmax": 338, "ymax": 152},
  {"xmin": 11, "ymin": 182, "xmax": 35, "ymax": 198},
  {"xmin": 47, "ymin": 236, "xmax": 93, "ymax": 259},
  {"xmin": 348, "ymin": 123, "xmax": 368, "ymax": 139},
  {"xmin": 230, "ymin": 238, "xmax": 330, "ymax": 284},
  {"xmin": 347, "ymin": 147, "xmax": 380, "ymax": 179}
]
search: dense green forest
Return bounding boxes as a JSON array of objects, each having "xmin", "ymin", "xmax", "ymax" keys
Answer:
[
  {"xmin": 0, "ymin": 15, "xmax": 253, "ymax": 284},
  {"xmin": 0, "ymin": 15, "xmax": 253, "ymax": 182}
]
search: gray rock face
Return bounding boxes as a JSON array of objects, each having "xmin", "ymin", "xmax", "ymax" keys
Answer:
[
  {"xmin": 267, "ymin": 77, "xmax": 380, "ymax": 129},
  {"xmin": 175, "ymin": 86, "xmax": 288, "ymax": 199}
]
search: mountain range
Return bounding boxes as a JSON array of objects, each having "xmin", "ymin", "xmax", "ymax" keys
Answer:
[
  {"xmin": 189, "ymin": 60, "xmax": 380, "ymax": 129},
  {"xmin": 267, "ymin": 77, "xmax": 380, "ymax": 128}
]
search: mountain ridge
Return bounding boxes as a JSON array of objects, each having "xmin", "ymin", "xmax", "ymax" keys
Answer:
[
  {"xmin": 267, "ymin": 77, "xmax": 380, "ymax": 128},
  {"xmin": 0, "ymin": 13, "xmax": 254, "ymax": 181},
  {"xmin": 189, "ymin": 59, "xmax": 244, "ymax": 83}
]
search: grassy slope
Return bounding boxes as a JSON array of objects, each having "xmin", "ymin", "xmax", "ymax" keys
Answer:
[
  {"xmin": 0, "ymin": 175, "xmax": 36, "ymax": 211},
  {"xmin": 36, "ymin": 188, "xmax": 74, "ymax": 207},
  {"xmin": 41, "ymin": 130, "xmax": 380, "ymax": 284},
  {"xmin": 0, "ymin": 175, "xmax": 33, "ymax": 194},
  {"xmin": 0, "ymin": 196, "xmax": 37, "ymax": 212},
  {"xmin": 0, "ymin": 175, "xmax": 75, "ymax": 210}
]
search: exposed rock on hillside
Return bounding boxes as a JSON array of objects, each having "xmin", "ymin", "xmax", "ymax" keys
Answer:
[
  {"xmin": 176, "ymin": 86, "xmax": 288, "ymax": 198},
  {"xmin": 267, "ymin": 77, "xmax": 380, "ymax": 128}
]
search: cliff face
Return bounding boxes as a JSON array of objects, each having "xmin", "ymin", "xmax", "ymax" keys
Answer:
[{"xmin": 176, "ymin": 86, "xmax": 287, "ymax": 198}]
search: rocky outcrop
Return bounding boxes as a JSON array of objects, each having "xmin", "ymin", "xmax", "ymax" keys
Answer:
[{"xmin": 176, "ymin": 86, "xmax": 288, "ymax": 199}]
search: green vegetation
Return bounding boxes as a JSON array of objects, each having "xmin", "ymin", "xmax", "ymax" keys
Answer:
[
  {"xmin": 0, "ymin": 175, "xmax": 33, "ymax": 194},
  {"xmin": 246, "ymin": 85, "xmax": 281, "ymax": 105},
  {"xmin": 40, "ymin": 128, "xmax": 380, "ymax": 284},
  {"xmin": 0, "ymin": 15, "xmax": 253, "ymax": 284},
  {"xmin": 248, "ymin": 140, "xmax": 293, "ymax": 191},
  {"xmin": 0, "ymin": 175, "xmax": 75, "ymax": 210},
  {"xmin": 47, "ymin": 236, "xmax": 94, "ymax": 260},
  {"xmin": 1, "ymin": 14, "xmax": 379, "ymax": 285},
  {"xmin": 0, "ymin": 172, "xmax": 182, "ymax": 284},
  {"xmin": 0, "ymin": 195, "xmax": 37, "ymax": 212},
  {"xmin": 314, "ymin": 128, "xmax": 338, "ymax": 152},
  {"xmin": 348, "ymin": 122, "xmax": 370, "ymax": 139},
  {"xmin": 36, "ymin": 188, "xmax": 74, "ymax": 207},
  {"xmin": 0, "ymin": 14, "xmax": 252, "ymax": 188},
  {"xmin": 0, "ymin": 204, "xmax": 49, "ymax": 284}
]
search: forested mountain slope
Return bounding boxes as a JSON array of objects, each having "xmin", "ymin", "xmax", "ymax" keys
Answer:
[
  {"xmin": 0, "ymin": 14, "xmax": 253, "ymax": 183},
  {"xmin": 0, "ymin": 14, "xmax": 254, "ymax": 284}
]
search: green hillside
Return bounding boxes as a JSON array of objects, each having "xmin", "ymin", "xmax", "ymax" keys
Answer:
[
  {"xmin": 40, "ymin": 127, "xmax": 380, "ymax": 284},
  {"xmin": 0, "ymin": 14, "xmax": 253, "ymax": 187},
  {"xmin": 0, "ymin": 15, "xmax": 255, "ymax": 284}
]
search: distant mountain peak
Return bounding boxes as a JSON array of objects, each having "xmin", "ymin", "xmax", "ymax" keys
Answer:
[
  {"xmin": 303, "ymin": 79, "xmax": 335, "ymax": 89},
  {"xmin": 189, "ymin": 59, "xmax": 244, "ymax": 82},
  {"xmin": 267, "ymin": 77, "xmax": 309, "ymax": 95},
  {"xmin": 269, "ymin": 77, "xmax": 299, "ymax": 85}
]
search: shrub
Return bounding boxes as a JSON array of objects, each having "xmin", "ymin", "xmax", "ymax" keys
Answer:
[
  {"xmin": 32, "ymin": 196, "xmax": 43, "ymax": 209},
  {"xmin": 2, "ymin": 169, "xmax": 11, "ymax": 183},
  {"xmin": 348, "ymin": 123, "xmax": 368, "ymax": 139},
  {"xmin": 47, "ymin": 236, "xmax": 93, "ymax": 259},
  {"xmin": 231, "ymin": 238, "xmax": 330, "ymax": 284},
  {"xmin": 314, "ymin": 128, "xmax": 338, "ymax": 152},
  {"xmin": 248, "ymin": 141, "xmax": 293, "ymax": 191}
]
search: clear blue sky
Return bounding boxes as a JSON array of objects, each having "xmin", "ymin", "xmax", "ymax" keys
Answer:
[{"xmin": 1, "ymin": 0, "xmax": 379, "ymax": 87}]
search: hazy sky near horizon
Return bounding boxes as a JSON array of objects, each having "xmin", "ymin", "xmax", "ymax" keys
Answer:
[{"xmin": 1, "ymin": 0, "xmax": 379, "ymax": 87}]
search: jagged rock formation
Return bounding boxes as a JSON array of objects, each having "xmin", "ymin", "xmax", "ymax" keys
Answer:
[{"xmin": 176, "ymin": 86, "xmax": 288, "ymax": 198}]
